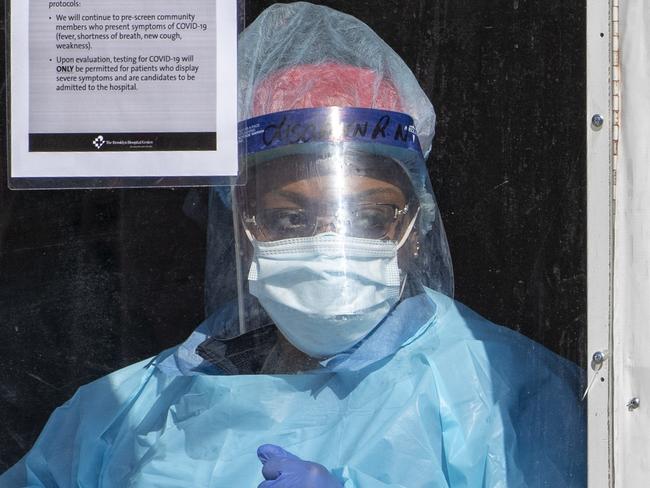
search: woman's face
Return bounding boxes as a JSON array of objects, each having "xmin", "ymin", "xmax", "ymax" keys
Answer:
[
  {"xmin": 240, "ymin": 156, "xmax": 416, "ymax": 243},
  {"xmin": 256, "ymin": 174, "xmax": 408, "ymax": 240}
]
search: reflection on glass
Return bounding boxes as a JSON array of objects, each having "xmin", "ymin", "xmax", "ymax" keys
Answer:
[{"xmin": 0, "ymin": 3, "xmax": 586, "ymax": 487}]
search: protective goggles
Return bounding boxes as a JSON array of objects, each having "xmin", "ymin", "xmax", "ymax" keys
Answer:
[{"xmin": 244, "ymin": 202, "xmax": 415, "ymax": 241}]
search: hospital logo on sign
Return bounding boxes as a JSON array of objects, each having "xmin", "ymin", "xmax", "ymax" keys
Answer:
[{"xmin": 92, "ymin": 135, "xmax": 106, "ymax": 149}]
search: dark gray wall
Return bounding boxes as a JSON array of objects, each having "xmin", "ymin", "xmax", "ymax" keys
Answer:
[{"xmin": 0, "ymin": 0, "xmax": 585, "ymax": 470}]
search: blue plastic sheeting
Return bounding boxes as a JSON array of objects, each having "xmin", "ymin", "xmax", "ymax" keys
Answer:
[{"xmin": 1, "ymin": 290, "xmax": 586, "ymax": 487}]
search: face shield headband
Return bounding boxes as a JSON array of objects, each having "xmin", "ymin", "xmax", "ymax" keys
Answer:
[{"xmin": 239, "ymin": 107, "xmax": 424, "ymax": 156}]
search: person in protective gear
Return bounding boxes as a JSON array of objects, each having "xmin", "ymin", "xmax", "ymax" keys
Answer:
[{"xmin": 0, "ymin": 3, "xmax": 585, "ymax": 487}]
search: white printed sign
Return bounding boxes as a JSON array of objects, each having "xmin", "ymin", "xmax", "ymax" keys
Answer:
[{"xmin": 10, "ymin": 0, "xmax": 238, "ymax": 184}]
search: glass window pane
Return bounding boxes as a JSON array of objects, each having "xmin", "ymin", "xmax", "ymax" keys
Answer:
[{"xmin": 0, "ymin": 1, "xmax": 587, "ymax": 485}]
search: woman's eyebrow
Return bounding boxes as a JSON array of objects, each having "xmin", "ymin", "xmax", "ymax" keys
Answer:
[
  {"xmin": 354, "ymin": 188, "xmax": 404, "ymax": 201},
  {"xmin": 266, "ymin": 189, "xmax": 310, "ymax": 205},
  {"xmin": 263, "ymin": 187, "xmax": 404, "ymax": 206}
]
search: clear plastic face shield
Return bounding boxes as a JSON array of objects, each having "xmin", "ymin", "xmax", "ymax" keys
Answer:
[
  {"xmin": 204, "ymin": 108, "xmax": 453, "ymax": 362},
  {"xmin": 200, "ymin": 2, "xmax": 453, "ymax": 366}
]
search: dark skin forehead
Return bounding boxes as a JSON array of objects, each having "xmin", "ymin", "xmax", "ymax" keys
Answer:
[
  {"xmin": 259, "ymin": 174, "xmax": 408, "ymax": 210},
  {"xmin": 242, "ymin": 153, "xmax": 415, "ymax": 211}
]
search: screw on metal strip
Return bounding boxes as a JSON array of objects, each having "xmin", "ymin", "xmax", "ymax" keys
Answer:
[
  {"xmin": 627, "ymin": 397, "xmax": 640, "ymax": 411},
  {"xmin": 582, "ymin": 350, "xmax": 609, "ymax": 401},
  {"xmin": 591, "ymin": 114, "xmax": 604, "ymax": 129}
]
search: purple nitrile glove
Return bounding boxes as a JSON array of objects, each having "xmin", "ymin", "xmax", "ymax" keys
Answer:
[{"xmin": 257, "ymin": 444, "xmax": 343, "ymax": 488}]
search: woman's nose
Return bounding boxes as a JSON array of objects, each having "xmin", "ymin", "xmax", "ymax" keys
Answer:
[{"xmin": 314, "ymin": 210, "xmax": 351, "ymax": 235}]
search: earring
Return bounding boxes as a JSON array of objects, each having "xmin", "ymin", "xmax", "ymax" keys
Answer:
[{"xmin": 413, "ymin": 241, "xmax": 420, "ymax": 257}]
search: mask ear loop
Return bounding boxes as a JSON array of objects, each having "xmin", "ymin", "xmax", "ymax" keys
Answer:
[
  {"xmin": 395, "ymin": 206, "xmax": 421, "ymax": 300},
  {"xmin": 239, "ymin": 206, "xmax": 259, "ymax": 243},
  {"xmin": 243, "ymin": 225, "xmax": 256, "ymax": 244},
  {"xmin": 396, "ymin": 206, "xmax": 421, "ymax": 250}
]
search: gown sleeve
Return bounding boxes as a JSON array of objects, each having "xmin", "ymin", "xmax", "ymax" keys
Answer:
[{"xmin": 0, "ymin": 358, "xmax": 154, "ymax": 488}]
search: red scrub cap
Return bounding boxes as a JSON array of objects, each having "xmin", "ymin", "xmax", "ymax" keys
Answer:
[
  {"xmin": 252, "ymin": 62, "xmax": 403, "ymax": 116},
  {"xmin": 238, "ymin": 3, "xmax": 436, "ymax": 156}
]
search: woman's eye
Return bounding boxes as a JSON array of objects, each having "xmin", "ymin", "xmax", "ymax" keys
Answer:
[
  {"xmin": 279, "ymin": 210, "xmax": 307, "ymax": 227},
  {"xmin": 265, "ymin": 209, "xmax": 310, "ymax": 232},
  {"xmin": 356, "ymin": 206, "xmax": 393, "ymax": 233}
]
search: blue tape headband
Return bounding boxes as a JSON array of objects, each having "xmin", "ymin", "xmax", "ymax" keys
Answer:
[{"xmin": 239, "ymin": 107, "xmax": 424, "ymax": 157}]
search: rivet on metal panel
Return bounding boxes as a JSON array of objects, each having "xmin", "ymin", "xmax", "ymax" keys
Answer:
[
  {"xmin": 591, "ymin": 114, "xmax": 604, "ymax": 129},
  {"xmin": 627, "ymin": 398, "xmax": 640, "ymax": 411}
]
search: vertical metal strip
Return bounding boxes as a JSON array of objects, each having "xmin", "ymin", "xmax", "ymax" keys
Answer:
[
  {"xmin": 586, "ymin": 0, "xmax": 614, "ymax": 486},
  {"xmin": 608, "ymin": 2, "xmax": 618, "ymax": 483},
  {"xmin": 611, "ymin": 1, "xmax": 650, "ymax": 484}
]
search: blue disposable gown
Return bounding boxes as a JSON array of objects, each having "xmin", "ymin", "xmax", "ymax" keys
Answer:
[{"xmin": 0, "ymin": 290, "xmax": 586, "ymax": 487}]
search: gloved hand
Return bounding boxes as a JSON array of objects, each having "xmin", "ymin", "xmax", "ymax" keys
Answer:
[{"xmin": 257, "ymin": 444, "xmax": 343, "ymax": 488}]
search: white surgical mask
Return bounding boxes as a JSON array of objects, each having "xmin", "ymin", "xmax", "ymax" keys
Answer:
[{"xmin": 247, "ymin": 214, "xmax": 417, "ymax": 358}]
